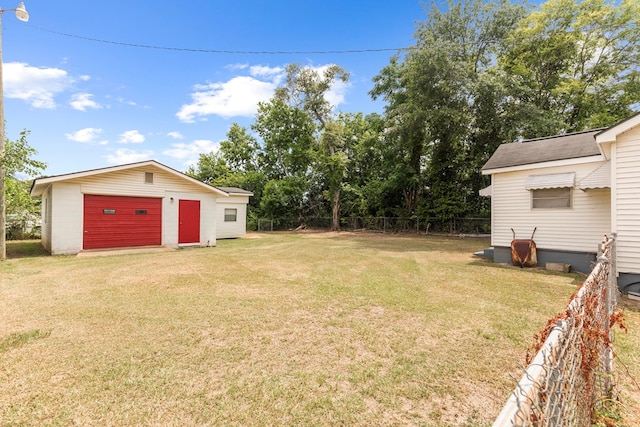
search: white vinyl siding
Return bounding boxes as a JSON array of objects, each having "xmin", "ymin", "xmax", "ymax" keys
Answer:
[
  {"xmin": 217, "ymin": 196, "xmax": 249, "ymax": 239},
  {"xmin": 41, "ymin": 186, "xmax": 53, "ymax": 252},
  {"xmin": 491, "ymin": 161, "xmax": 610, "ymax": 252},
  {"xmin": 49, "ymin": 182, "xmax": 84, "ymax": 254},
  {"xmin": 70, "ymin": 168, "xmax": 205, "ymax": 197},
  {"xmin": 613, "ymin": 128, "xmax": 640, "ymax": 274}
]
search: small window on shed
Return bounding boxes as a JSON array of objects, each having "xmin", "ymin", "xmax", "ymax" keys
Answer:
[
  {"xmin": 145, "ymin": 172, "xmax": 154, "ymax": 184},
  {"xmin": 135, "ymin": 209, "xmax": 147, "ymax": 215},
  {"xmin": 103, "ymin": 209, "xmax": 116, "ymax": 215},
  {"xmin": 532, "ymin": 188, "xmax": 572, "ymax": 209},
  {"xmin": 224, "ymin": 208, "xmax": 237, "ymax": 222}
]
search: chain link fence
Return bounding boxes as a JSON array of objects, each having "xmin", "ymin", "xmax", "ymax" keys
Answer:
[
  {"xmin": 256, "ymin": 217, "xmax": 491, "ymax": 235},
  {"xmin": 493, "ymin": 233, "xmax": 620, "ymax": 426}
]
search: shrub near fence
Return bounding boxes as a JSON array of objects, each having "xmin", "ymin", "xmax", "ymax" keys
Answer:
[
  {"xmin": 493, "ymin": 234, "xmax": 621, "ymax": 427},
  {"xmin": 257, "ymin": 217, "xmax": 491, "ymax": 235}
]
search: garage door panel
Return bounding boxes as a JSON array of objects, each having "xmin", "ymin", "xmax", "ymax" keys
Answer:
[{"xmin": 84, "ymin": 195, "xmax": 162, "ymax": 249}]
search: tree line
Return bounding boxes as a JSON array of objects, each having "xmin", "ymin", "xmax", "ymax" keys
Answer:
[{"xmin": 188, "ymin": 0, "xmax": 640, "ymax": 231}]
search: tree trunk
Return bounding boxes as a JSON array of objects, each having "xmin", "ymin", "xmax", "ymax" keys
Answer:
[{"xmin": 331, "ymin": 188, "xmax": 340, "ymax": 231}]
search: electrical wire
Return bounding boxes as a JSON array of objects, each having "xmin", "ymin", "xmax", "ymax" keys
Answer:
[{"xmin": 27, "ymin": 24, "xmax": 412, "ymax": 55}]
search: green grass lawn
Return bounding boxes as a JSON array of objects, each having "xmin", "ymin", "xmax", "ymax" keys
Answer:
[{"xmin": 1, "ymin": 232, "xmax": 638, "ymax": 426}]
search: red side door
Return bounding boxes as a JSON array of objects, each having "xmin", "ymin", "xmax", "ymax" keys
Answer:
[{"xmin": 178, "ymin": 200, "xmax": 200, "ymax": 244}]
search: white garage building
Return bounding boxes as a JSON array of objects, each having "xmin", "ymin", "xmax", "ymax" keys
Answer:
[{"xmin": 30, "ymin": 160, "xmax": 252, "ymax": 255}]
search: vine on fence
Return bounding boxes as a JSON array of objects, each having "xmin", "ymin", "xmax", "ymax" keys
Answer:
[
  {"xmin": 521, "ymin": 241, "xmax": 627, "ymax": 424},
  {"xmin": 494, "ymin": 234, "xmax": 625, "ymax": 426}
]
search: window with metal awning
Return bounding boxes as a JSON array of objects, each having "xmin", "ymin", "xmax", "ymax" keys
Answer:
[
  {"xmin": 525, "ymin": 172, "xmax": 576, "ymax": 190},
  {"xmin": 525, "ymin": 173, "xmax": 575, "ymax": 209}
]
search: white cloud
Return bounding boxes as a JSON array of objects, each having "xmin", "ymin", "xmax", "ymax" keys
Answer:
[
  {"xmin": 325, "ymin": 79, "xmax": 348, "ymax": 108},
  {"xmin": 163, "ymin": 139, "xmax": 218, "ymax": 161},
  {"xmin": 105, "ymin": 148, "xmax": 154, "ymax": 165},
  {"xmin": 167, "ymin": 131, "xmax": 183, "ymax": 140},
  {"xmin": 65, "ymin": 127, "xmax": 103, "ymax": 143},
  {"xmin": 176, "ymin": 64, "xmax": 349, "ymax": 123},
  {"xmin": 113, "ymin": 96, "xmax": 147, "ymax": 108},
  {"xmin": 249, "ymin": 65, "xmax": 284, "ymax": 79},
  {"xmin": 70, "ymin": 93, "xmax": 101, "ymax": 111},
  {"xmin": 118, "ymin": 130, "xmax": 145, "ymax": 144},
  {"xmin": 4, "ymin": 62, "xmax": 73, "ymax": 109},
  {"xmin": 176, "ymin": 76, "xmax": 278, "ymax": 122},
  {"xmin": 226, "ymin": 63, "xmax": 249, "ymax": 71}
]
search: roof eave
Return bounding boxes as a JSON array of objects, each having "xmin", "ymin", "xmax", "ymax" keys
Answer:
[
  {"xmin": 29, "ymin": 160, "xmax": 229, "ymax": 197},
  {"xmin": 481, "ymin": 155, "xmax": 605, "ymax": 175},
  {"xmin": 595, "ymin": 111, "xmax": 640, "ymax": 144},
  {"xmin": 227, "ymin": 192, "xmax": 254, "ymax": 197}
]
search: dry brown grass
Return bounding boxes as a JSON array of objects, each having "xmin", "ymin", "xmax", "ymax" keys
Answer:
[{"xmin": 1, "ymin": 232, "xmax": 636, "ymax": 426}]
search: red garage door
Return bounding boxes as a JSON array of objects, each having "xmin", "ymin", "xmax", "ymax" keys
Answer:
[{"xmin": 83, "ymin": 195, "xmax": 162, "ymax": 250}]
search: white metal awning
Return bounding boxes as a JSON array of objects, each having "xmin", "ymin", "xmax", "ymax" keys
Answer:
[
  {"xmin": 479, "ymin": 185, "xmax": 492, "ymax": 197},
  {"xmin": 525, "ymin": 172, "xmax": 575, "ymax": 190},
  {"xmin": 577, "ymin": 161, "xmax": 610, "ymax": 190}
]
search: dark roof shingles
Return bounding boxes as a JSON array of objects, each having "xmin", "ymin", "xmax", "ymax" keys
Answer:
[
  {"xmin": 215, "ymin": 186, "xmax": 253, "ymax": 195},
  {"xmin": 482, "ymin": 129, "xmax": 603, "ymax": 171}
]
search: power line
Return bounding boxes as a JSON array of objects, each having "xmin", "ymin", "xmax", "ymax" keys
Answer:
[{"xmin": 28, "ymin": 24, "xmax": 412, "ymax": 55}]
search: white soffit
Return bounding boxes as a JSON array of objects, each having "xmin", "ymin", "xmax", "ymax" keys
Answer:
[
  {"xmin": 577, "ymin": 161, "xmax": 611, "ymax": 190},
  {"xmin": 525, "ymin": 172, "xmax": 575, "ymax": 190}
]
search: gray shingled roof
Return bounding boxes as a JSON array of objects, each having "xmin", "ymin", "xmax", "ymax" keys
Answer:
[
  {"xmin": 482, "ymin": 129, "xmax": 603, "ymax": 171},
  {"xmin": 215, "ymin": 186, "xmax": 253, "ymax": 195}
]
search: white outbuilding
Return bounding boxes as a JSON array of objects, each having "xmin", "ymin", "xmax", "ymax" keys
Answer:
[{"xmin": 30, "ymin": 160, "xmax": 252, "ymax": 255}]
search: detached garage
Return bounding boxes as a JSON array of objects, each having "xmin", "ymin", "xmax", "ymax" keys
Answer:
[{"xmin": 30, "ymin": 160, "xmax": 234, "ymax": 255}]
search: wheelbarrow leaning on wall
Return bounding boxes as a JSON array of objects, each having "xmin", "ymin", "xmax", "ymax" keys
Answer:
[{"xmin": 510, "ymin": 228, "xmax": 537, "ymax": 268}]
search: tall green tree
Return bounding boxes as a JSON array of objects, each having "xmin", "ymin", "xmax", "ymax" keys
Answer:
[
  {"xmin": 370, "ymin": 57, "xmax": 427, "ymax": 215},
  {"xmin": 5, "ymin": 178, "xmax": 40, "ymax": 239},
  {"xmin": 187, "ymin": 150, "xmax": 231, "ymax": 185},
  {"xmin": 275, "ymin": 64, "xmax": 349, "ymax": 129},
  {"xmin": 274, "ymin": 63, "xmax": 350, "ymax": 230},
  {"xmin": 251, "ymin": 97, "xmax": 316, "ymax": 221},
  {"xmin": 219, "ymin": 123, "xmax": 260, "ymax": 173},
  {"xmin": 500, "ymin": 0, "xmax": 640, "ymax": 136},
  {"xmin": 372, "ymin": 0, "xmax": 525, "ymax": 219},
  {"xmin": 2, "ymin": 130, "xmax": 47, "ymax": 250},
  {"xmin": 4, "ymin": 130, "xmax": 46, "ymax": 177},
  {"xmin": 252, "ymin": 97, "xmax": 316, "ymax": 181},
  {"xmin": 335, "ymin": 112, "xmax": 387, "ymax": 217}
]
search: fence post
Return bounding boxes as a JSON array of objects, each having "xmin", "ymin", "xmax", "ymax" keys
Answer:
[
  {"xmin": 608, "ymin": 232, "xmax": 618, "ymax": 312},
  {"xmin": 603, "ymin": 233, "xmax": 617, "ymax": 397}
]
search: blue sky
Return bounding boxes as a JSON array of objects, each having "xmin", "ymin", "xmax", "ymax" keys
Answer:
[{"xmin": 2, "ymin": 1, "xmax": 428, "ymax": 177}]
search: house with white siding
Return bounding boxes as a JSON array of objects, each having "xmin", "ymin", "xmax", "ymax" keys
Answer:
[
  {"xmin": 30, "ymin": 160, "xmax": 252, "ymax": 255},
  {"xmin": 481, "ymin": 113, "xmax": 640, "ymax": 294}
]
